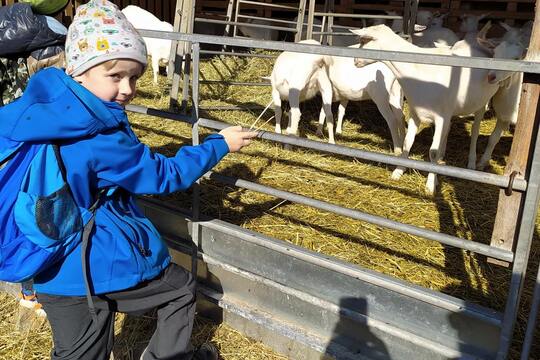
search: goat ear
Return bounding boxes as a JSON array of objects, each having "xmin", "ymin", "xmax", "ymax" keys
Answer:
[
  {"xmin": 477, "ymin": 37, "xmax": 496, "ymax": 55},
  {"xmin": 359, "ymin": 35, "xmax": 375, "ymax": 45},
  {"xmin": 414, "ymin": 24, "xmax": 427, "ymax": 32},
  {"xmin": 499, "ymin": 22, "xmax": 514, "ymax": 32},
  {"xmin": 478, "ymin": 12, "xmax": 491, "ymax": 21},
  {"xmin": 349, "ymin": 28, "xmax": 365, "ymax": 36},
  {"xmin": 433, "ymin": 42, "xmax": 451, "ymax": 49},
  {"xmin": 478, "ymin": 20, "xmax": 492, "ymax": 37}
]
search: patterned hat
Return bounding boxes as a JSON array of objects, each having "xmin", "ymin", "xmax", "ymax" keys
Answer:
[{"xmin": 65, "ymin": 0, "xmax": 147, "ymax": 76}]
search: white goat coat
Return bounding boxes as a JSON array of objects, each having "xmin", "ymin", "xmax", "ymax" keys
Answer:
[
  {"xmin": 351, "ymin": 25, "xmax": 519, "ymax": 194},
  {"xmin": 321, "ymin": 46, "xmax": 404, "ymax": 153},
  {"xmin": 270, "ymin": 40, "xmax": 335, "ymax": 143},
  {"xmin": 122, "ymin": 5, "xmax": 173, "ymax": 83}
]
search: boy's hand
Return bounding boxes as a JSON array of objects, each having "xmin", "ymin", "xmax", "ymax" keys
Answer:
[{"xmin": 219, "ymin": 126, "xmax": 258, "ymax": 153}]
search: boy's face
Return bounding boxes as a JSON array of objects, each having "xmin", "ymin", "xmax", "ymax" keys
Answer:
[{"xmin": 73, "ymin": 60, "xmax": 144, "ymax": 106}]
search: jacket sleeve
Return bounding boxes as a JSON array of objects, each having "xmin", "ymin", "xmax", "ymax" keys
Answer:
[{"xmin": 88, "ymin": 129, "xmax": 230, "ymax": 194}]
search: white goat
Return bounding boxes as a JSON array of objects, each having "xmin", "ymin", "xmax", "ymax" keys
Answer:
[
  {"xmin": 318, "ymin": 46, "xmax": 405, "ymax": 154},
  {"xmin": 379, "ymin": 10, "xmax": 458, "ymax": 47},
  {"xmin": 373, "ymin": 10, "xmax": 434, "ymax": 32},
  {"xmin": 429, "ymin": 13, "xmax": 448, "ymax": 28},
  {"xmin": 458, "ymin": 14, "xmax": 482, "ymax": 44},
  {"xmin": 350, "ymin": 25, "xmax": 521, "ymax": 194},
  {"xmin": 467, "ymin": 27, "xmax": 526, "ymax": 169},
  {"xmin": 122, "ymin": 5, "xmax": 173, "ymax": 84},
  {"xmin": 412, "ymin": 23, "xmax": 459, "ymax": 47},
  {"xmin": 270, "ymin": 40, "xmax": 334, "ymax": 143},
  {"xmin": 500, "ymin": 21, "xmax": 533, "ymax": 46},
  {"xmin": 450, "ymin": 22, "xmax": 524, "ymax": 168},
  {"xmin": 416, "ymin": 10, "xmax": 437, "ymax": 27}
]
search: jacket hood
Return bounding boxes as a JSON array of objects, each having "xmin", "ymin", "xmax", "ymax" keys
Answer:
[{"xmin": 0, "ymin": 67, "xmax": 124, "ymax": 142}]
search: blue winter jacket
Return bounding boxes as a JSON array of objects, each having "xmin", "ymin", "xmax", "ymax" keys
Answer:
[{"xmin": 0, "ymin": 68, "xmax": 229, "ymax": 295}]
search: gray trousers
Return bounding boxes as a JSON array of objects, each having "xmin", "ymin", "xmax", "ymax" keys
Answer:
[{"xmin": 37, "ymin": 263, "xmax": 196, "ymax": 360}]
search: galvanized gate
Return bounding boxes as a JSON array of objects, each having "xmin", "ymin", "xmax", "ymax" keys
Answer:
[{"xmin": 127, "ymin": 26, "xmax": 540, "ymax": 360}]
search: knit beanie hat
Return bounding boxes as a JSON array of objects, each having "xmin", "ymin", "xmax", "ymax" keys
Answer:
[{"xmin": 65, "ymin": 0, "xmax": 147, "ymax": 76}]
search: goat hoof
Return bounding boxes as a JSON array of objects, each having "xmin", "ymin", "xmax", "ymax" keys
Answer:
[
  {"xmin": 391, "ymin": 169, "xmax": 404, "ymax": 180},
  {"xmin": 316, "ymin": 129, "xmax": 324, "ymax": 137}
]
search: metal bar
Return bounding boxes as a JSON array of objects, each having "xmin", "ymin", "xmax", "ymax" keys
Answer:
[
  {"xmin": 203, "ymin": 171, "xmax": 514, "ymax": 262},
  {"xmin": 125, "ymin": 104, "xmax": 193, "ymax": 123},
  {"xmin": 121, "ymin": 107, "xmax": 528, "ymax": 192},
  {"xmin": 223, "ymin": 0, "xmax": 235, "ymax": 38},
  {"xmin": 496, "ymin": 105, "xmax": 540, "ymax": 358},
  {"xmin": 199, "ymin": 80, "xmax": 270, "ymax": 86},
  {"xmin": 199, "ymin": 105, "xmax": 266, "ymax": 111},
  {"xmin": 200, "ymin": 49, "xmax": 277, "ymax": 58},
  {"xmin": 198, "ymin": 118, "xmax": 528, "ymax": 192},
  {"xmin": 232, "ymin": 0, "xmax": 240, "ymax": 38},
  {"xmin": 194, "ymin": 17, "xmax": 295, "ymax": 32},
  {"xmin": 520, "ymin": 260, "xmax": 540, "ymax": 359},
  {"xmin": 141, "ymin": 196, "xmax": 504, "ymax": 326},
  {"xmin": 198, "ymin": 253, "xmax": 469, "ymax": 359},
  {"xmin": 190, "ymin": 42, "xmax": 201, "ymax": 277},
  {"xmin": 137, "ymin": 29, "xmax": 540, "ymax": 73},
  {"xmin": 409, "ymin": 0, "xmax": 420, "ymax": 37},
  {"xmin": 238, "ymin": 0, "xmax": 299, "ymax": 10},
  {"xmin": 330, "ymin": 23, "xmax": 364, "ymax": 30},
  {"xmin": 496, "ymin": 8, "xmax": 540, "ymax": 355},
  {"xmin": 313, "ymin": 31, "xmax": 357, "ymax": 36},
  {"xmin": 168, "ymin": 0, "xmax": 183, "ymax": 107},
  {"xmin": 314, "ymin": 12, "xmax": 402, "ymax": 20},
  {"xmin": 142, "ymin": 198, "xmax": 503, "ymax": 358},
  {"xmin": 403, "ymin": 0, "xmax": 411, "ymax": 34},
  {"xmin": 236, "ymin": 14, "xmax": 299, "ymax": 26}
]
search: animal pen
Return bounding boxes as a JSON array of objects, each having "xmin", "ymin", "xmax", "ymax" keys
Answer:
[
  {"xmin": 0, "ymin": 0, "xmax": 539, "ymax": 359},
  {"xmin": 118, "ymin": 0, "xmax": 540, "ymax": 359}
]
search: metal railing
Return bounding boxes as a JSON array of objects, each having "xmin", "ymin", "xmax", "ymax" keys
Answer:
[{"xmin": 132, "ymin": 29, "xmax": 540, "ymax": 359}]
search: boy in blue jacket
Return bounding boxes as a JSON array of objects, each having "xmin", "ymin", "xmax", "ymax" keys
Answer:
[{"xmin": 0, "ymin": 1, "xmax": 257, "ymax": 359}]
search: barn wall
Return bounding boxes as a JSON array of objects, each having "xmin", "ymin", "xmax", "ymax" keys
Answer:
[
  {"xmin": 0, "ymin": 0, "xmax": 177, "ymax": 25},
  {"xmin": 0, "ymin": 0, "xmax": 535, "ymax": 30}
]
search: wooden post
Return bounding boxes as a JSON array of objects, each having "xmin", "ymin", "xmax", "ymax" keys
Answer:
[
  {"xmin": 169, "ymin": 0, "xmax": 194, "ymax": 113},
  {"xmin": 295, "ymin": 0, "xmax": 307, "ymax": 42},
  {"xmin": 224, "ymin": 0, "xmax": 235, "ymax": 38},
  {"xmin": 306, "ymin": 0, "xmax": 316, "ymax": 40},
  {"xmin": 489, "ymin": 3, "xmax": 540, "ymax": 266},
  {"xmin": 169, "ymin": 0, "xmax": 184, "ymax": 111}
]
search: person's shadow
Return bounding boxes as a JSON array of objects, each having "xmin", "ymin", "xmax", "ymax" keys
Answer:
[{"xmin": 323, "ymin": 297, "xmax": 390, "ymax": 360}]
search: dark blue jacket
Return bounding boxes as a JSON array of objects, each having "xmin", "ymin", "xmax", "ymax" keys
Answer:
[{"xmin": 0, "ymin": 68, "xmax": 229, "ymax": 295}]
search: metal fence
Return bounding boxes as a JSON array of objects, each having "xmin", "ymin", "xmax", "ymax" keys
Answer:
[{"xmin": 128, "ymin": 29, "xmax": 540, "ymax": 359}]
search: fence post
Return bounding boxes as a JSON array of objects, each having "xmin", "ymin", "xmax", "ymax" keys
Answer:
[
  {"xmin": 489, "ymin": 2, "xmax": 540, "ymax": 267},
  {"xmin": 495, "ymin": 2, "xmax": 540, "ymax": 358}
]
